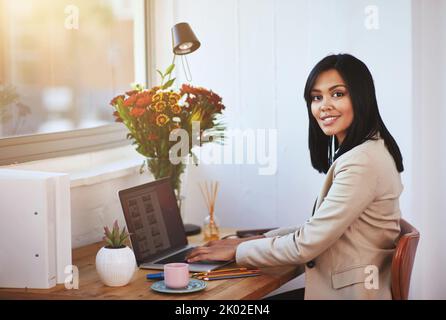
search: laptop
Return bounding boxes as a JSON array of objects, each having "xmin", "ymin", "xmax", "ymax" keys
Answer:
[{"xmin": 118, "ymin": 177, "xmax": 233, "ymax": 272}]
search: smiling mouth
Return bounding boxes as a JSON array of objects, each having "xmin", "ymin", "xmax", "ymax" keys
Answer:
[{"xmin": 321, "ymin": 116, "xmax": 340, "ymax": 126}]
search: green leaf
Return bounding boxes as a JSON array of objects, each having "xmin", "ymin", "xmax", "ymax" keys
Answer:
[
  {"xmin": 157, "ymin": 70, "xmax": 164, "ymax": 80},
  {"xmin": 162, "ymin": 78, "xmax": 176, "ymax": 90},
  {"xmin": 119, "ymin": 227, "xmax": 129, "ymax": 245},
  {"xmin": 103, "ymin": 234, "xmax": 114, "ymax": 248},
  {"xmin": 104, "ymin": 226, "xmax": 112, "ymax": 240},
  {"xmin": 164, "ymin": 64, "xmax": 175, "ymax": 76},
  {"xmin": 119, "ymin": 226, "xmax": 126, "ymax": 239}
]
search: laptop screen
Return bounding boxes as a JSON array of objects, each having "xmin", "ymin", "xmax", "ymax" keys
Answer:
[{"xmin": 118, "ymin": 178, "xmax": 188, "ymax": 265}]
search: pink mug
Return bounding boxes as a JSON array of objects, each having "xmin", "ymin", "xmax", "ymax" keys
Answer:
[{"xmin": 164, "ymin": 263, "xmax": 190, "ymax": 289}]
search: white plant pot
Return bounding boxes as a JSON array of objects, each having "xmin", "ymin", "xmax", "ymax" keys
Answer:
[{"xmin": 95, "ymin": 246, "xmax": 136, "ymax": 287}]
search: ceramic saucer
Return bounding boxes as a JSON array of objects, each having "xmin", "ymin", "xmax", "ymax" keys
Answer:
[{"xmin": 150, "ymin": 279, "xmax": 207, "ymax": 294}]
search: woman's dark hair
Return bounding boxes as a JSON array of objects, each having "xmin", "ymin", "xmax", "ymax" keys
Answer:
[{"xmin": 303, "ymin": 53, "xmax": 404, "ymax": 174}]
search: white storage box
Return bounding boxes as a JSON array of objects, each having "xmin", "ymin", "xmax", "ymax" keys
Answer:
[{"xmin": 0, "ymin": 169, "xmax": 72, "ymax": 289}]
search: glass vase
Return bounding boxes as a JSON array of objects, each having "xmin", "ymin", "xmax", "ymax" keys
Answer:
[
  {"xmin": 203, "ymin": 212, "xmax": 220, "ymax": 242},
  {"xmin": 145, "ymin": 157, "xmax": 186, "ymax": 194}
]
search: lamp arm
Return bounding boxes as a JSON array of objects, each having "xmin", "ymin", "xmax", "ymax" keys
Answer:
[{"xmin": 181, "ymin": 55, "xmax": 193, "ymax": 83}]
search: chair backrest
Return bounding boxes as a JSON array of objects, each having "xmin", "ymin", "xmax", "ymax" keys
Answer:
[{"xmin": 391, "ymin": 218, "xmax": 420, "ymax": 300}]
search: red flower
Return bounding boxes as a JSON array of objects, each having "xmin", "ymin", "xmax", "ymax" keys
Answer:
[
  {"xmin": 113, "ymin": 111, "xmax": 123, "ymax": 123},
  {"xmin": 136, "ymin": 96, "xmax": 152, "ymax": 108},
  {"xmin": 181, "ymin": 84, "xmax": 201, "ymax": 97},
  {"xmin": 110, "ymin": 95, "xmax": 125, "ymax": 107},
  {"xmin": 126, "ymin": 90, "xmax": 139, "ymax": 96},
  {"xmin": 130, "ymin": 107, "xmax": 146, "ymax": 117},
  {"xmin": 180, "ymin": 84, "xmax": 225, "ymax": 111},
  {"xmin": 124, "ymin": 95, "xmax": 137, "ymax": 107},
  {"xmin": 186, "ymin": 96, "xmax": 198, "ymax": 106}
]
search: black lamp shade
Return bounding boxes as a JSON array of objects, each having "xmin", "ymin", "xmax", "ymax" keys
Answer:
[{"xmin": 172, "ymin": 22, "xmax": 201, "ymax": 55}]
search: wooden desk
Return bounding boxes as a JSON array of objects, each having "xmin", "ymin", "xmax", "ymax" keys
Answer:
[{"xmin": 0, "ymin": 228, "xmax": 304, "ymax": 300}]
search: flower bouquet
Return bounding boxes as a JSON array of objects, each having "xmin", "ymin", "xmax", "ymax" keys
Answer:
[{"xmin": 109, "ymin": 64, "xmax": 225, "ymax": 199}]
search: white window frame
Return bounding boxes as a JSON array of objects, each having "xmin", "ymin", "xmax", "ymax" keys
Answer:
[{"xmin": 0, "ymin": 0, "xmax": 153, "ymax": 166}]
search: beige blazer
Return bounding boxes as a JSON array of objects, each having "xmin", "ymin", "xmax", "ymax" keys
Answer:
[{"xmin": 236, "ymin": 136, "xmax": 403, "ymax": 300}]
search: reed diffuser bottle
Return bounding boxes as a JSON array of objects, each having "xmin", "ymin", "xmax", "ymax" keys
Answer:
[{"xmin": 200, "ymin": 181, "xmax": 220, "ymax": 241}]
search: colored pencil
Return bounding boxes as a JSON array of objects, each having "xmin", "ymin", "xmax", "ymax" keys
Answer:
[
  {"xmin": 202, "ymin": 273, "xmax": 261, "ymax": 281},
  {"xmin": 192, "ymin": 268, "xmax": 259, "ymax": 277},
  {"xmin": 192, "ymin": 267, "xmax": 249, "ymax": 275},
  {"xmin": 196, "ymin": 271, "xmax": 261, "ymax": 280}
]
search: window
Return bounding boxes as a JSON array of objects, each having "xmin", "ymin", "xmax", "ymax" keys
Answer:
[{"xmin": 0, "ymin": 0, "xmax": 149, "ymax": 164}]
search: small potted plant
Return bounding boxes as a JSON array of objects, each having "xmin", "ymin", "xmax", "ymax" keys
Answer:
[{"xmin": 95, "ymin": 220, "xmax": 136, "ymax": 287}]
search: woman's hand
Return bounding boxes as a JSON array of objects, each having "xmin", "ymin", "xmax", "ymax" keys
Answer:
[
  {"xmin": 203, "ymin": 238, "xmax": 244, "ymax": 247},
  {"xmin": 204, "ymin": 235, "xmax": 266, "ymax": 248},
  {"xmin": 186, "ymin": 235, "xmax": 266, "ymax": 263},
  {"xmin": 186, "ymin": 245, "xmax": 237, "ymax": 263}
]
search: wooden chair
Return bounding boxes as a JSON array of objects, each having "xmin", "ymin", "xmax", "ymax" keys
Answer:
[{"xmin": 391, "ymin": 218, "xmax": 420, "ymax": 300}]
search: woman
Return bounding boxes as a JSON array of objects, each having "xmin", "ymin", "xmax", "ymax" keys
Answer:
[{"xmin": 186, "ymin": 54, "xmax": 404, "ymax": 300}]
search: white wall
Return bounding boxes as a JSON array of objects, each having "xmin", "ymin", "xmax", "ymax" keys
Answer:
[
  {"xmin": 69, "ymin": 173, "xmax": 148, "ymax": 248},
  {"xmin": 410, "ymin": 0, "xmax": 446, "ymax": 300}
]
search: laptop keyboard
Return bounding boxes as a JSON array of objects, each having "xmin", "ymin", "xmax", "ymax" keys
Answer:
[{"xmin": 154, "ymin": 247, "xmax": 195, "ymax": 264}]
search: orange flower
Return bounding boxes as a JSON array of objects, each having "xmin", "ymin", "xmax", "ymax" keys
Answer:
[
  {"xmin": 181, "ymin": 84, "xmax": 197, "ymax": 95},
  {"xmin": 153, "ymin": 93, "xmax": 163, "ymax": 103},
  {"xmin": 168, "ymin": 92, "xmax": 181, "ymax": 105},
  {"xmin": 110, "ymin": 95, "xmax": 125, "ymax": 106},
  {"xmin": 130, "ymin": 107, "xmax": 146, "ymax": 117},
  {"xmin": 171, "ymin": 92, "xmax": 181, "ymax": 100},
  {"xmin": 136, "ymin": 96, "xmax": 152, "ymax": 108},
  {"xmin": 171, "ymin": 104, "xmax": 182, "ymax": 114},
  {"xmin": 156, "ymin": 114, "xmax": 170, "ymax": 127},
  {"xmin": 124, "ymin": 95, "xmax": 137, "ymax": 107},
  {"xmin": 154, "ymin": 101, "xmax": 167, "ymax": 113},
  {"xmin": 181, "ymin": 84, "xmax": 225, "ymax": 111},
  {"xmin": 138, "ymin": 91, "xmax": 152, "ymax": 99}
]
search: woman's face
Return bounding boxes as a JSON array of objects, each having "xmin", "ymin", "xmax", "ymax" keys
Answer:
[{"xmin": 310, "ymin": 69, "xmax": 354, "ymax": 145}]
